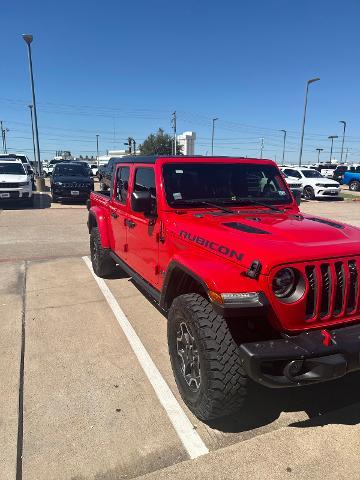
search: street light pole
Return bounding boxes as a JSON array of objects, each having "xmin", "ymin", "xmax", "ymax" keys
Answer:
[
  {"xmin": 298, "ymin": 77, "xmax": 320, "ymax": 166},
  {"xmin": 28, "ymin": 105, "xmax": 37, "ymax": 170},
  {"xmin": 328, "ymin": 135, "xmax": 338, "ymax": 162},
  {"xmin": 211, "ymin": 117, "xmax": 218, "ymax": 156},
  {"xmin": 22, "ymin": 34, "xmax": 44, "ymax": 190},
  {"xmin": 260, "ymin": 137, "xmax": 264, "ymax": 159},
  {"xmin": 96, "ymin": 134, "xmax": 99, "ymax": 168},
  {"xmin": 280, "ymin": 129, "xmax": 287, "ymax": 165},
  {"xmin": 316, "ymin": 148, "xmax": 324, "ymax": 163},
  {"xmin": 339, "ymin": 120, "xmax": 346, "ymax": 163}
]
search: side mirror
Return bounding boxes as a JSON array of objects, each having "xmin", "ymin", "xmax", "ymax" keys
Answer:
[
  {"xmin": 293, "ymin": 189, "xmax": 301, "ymax": 205},
  {"xmin": 131, "ymin": 191, "xmax": 152, "ymax": 213}
]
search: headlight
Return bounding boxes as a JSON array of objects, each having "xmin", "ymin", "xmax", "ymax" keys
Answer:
[
  {"xmin": 272, "ymin": 268, "xmax": 296, "ymax": 298},
  {"xmin": 18, "ymin": 181, "xmax": 30, "ymax": 186},
  {"xmin": 55, "ymin": 182, "xmax": 63, "ymax": 186}
]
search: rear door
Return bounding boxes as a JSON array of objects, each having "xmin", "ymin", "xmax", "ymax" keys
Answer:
[
  {"xmin": 126, "ymin": 166, "xmax": 160, "ymax": 286},
  {"xmin": 109, "ymin": 165, "xmax": 130, "ymax": 260}
]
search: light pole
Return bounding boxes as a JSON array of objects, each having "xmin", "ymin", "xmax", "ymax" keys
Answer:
[
  {"xmin": 298, "ymin": 77, "xmax": 320, "ymax": 166},
  {"xmin": 316, "ymin": 148, "xmax": 324, "ymax": 163},
  {"xmin": 28, "ymin": 105, "xmax": 37, "ymax": 170},
  {"xmin": 96, "ymin": 134, "xmax": 99, "ymax": 167},
  {"xmin": 280, "ymin": 129, "xmax": 287, "ymax": 165},
  {"xmin": 260, "ymin": 137, "xmax": 264, "ymax": 158},
  {"xmin": 339, "ymin": 120, "xmax": 346, "ymax": 163},
  {"xmin": 211, "ymin": 118, "xmax": 218, "ymax": 156},
  {"xmin": 22, "ymin": 34, "xmax": 44, "ymax": 190},
  {"xmin": 328, "ymin": 135, "xmax": 338, "ymax": 162}
]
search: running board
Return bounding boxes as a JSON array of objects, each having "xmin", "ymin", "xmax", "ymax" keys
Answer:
[{"xmin": 109, "ymin": 252, "xmax": 161, "ymax": 304}]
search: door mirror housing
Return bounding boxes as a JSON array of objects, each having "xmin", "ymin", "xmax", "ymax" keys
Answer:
[
  {"xmin": 293, "ymin": 189, "xmax": 301, "ymax": 205},
  {"xmin": 131, "ymin": 191, "xmax": 152, "ymax": 213}
]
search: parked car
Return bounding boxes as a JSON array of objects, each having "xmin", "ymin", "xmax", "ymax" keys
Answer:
[
  {"xmin": 90, "ymin": 163, "xmax": 98, "ymax": 176},
  {"xmin": 50, "ymin": 162, "xmax": 94, "ymax": 203},
  {"xmin": 87, "ymin": 155, "xmax": 360, "ymax": 422},
  {"xmin": 280, "ymin": 171, "xmax": 303, "ymax": 198},
  {"xmin": 0, "ymin": 153, "xmax": 35, "ymax": 183},
  {"xmin": 343, "ymin": 171, "xmax": 360, "ymax": 191},
  {"xmin": 0, "ymin": 159, "xmax": 33, "ymax": 205},
  {"xmin": 98, "ymin": 157, "xmax": 124, "ymax": 190},
  {"xmin": 43, "ymin": 159, "xmax": 66, "ymax": 177},
  {"xmin": 280, "ymin": 166, "xmax": 341, "ymax": 200},
  {"xmin": 333, "ymin": 165, "xmax": 360, "ymax": 184}
]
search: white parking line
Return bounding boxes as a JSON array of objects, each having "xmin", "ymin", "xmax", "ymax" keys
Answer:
[{"xmin": 82, "ymin": 256, "xmax": 209, "ymax": 460}]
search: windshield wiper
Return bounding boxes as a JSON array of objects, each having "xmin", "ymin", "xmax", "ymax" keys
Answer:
[
  {"xmin": 170, "ymin": 199, "xmax": 234, "ymax": 214},
  {"xmin": 217, "ymin": 197, "xmax": 283, "ymax": 212}
]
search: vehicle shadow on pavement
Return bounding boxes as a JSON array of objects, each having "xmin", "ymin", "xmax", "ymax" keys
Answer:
[
  {"xmin": 0, "ymin": 193, "xmax": 52, "ymax": 210},
  {"xmin": 208, "ymin": 372, "xmax": 360, "ymax": 432}
]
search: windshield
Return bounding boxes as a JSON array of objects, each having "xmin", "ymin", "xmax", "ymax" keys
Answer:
[
  {"xmin": 54, "ymin": 164, "xmax": 89, "ymax": 177},
  {"xmin": 301, "ymin": 170, "xmax": 324, "ymax": 178},
  {"xmin": 0, "ymin": 162, "xmax": 26, "ymax": 175},
  {"xmin": 163, "ymin": 163, "xmax": 292, "ymax": 207}
]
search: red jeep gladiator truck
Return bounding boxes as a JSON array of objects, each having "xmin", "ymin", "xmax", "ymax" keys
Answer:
[{"xmin": 87, "ymin": 155, "xmax": 360, "ymax": 421}]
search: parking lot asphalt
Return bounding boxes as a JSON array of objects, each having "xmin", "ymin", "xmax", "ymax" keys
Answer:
[{"xmin": 1, "ymin": 188, "xmax": 360, "ymax": 480}]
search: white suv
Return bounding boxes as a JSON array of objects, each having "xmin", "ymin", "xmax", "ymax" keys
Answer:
[
  {"xmin": 280, "ymin": 166, "xmax": 341, "ymax": 200},
  {"xmin": 0, "ymin": 160, "xmax": 33, "ymax": 205}
]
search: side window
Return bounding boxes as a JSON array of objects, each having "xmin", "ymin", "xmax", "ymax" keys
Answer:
[
  {"xmin": 290, "ymin": 169, "xmax": 301, "ymax": 179},
  {"xmin": 133, "ymin": 167, "xmax": 156, "ymax": 210},
  {"xmin": 115, "ymin": 166, "xmax": 130, "ymax": 204}
]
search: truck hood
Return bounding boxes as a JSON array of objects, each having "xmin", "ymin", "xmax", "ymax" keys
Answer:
[
  {"xmin": 0, "ymin": 174, "xmax": 28, "ymax": 183},
  {"xmin": 167, "ymin": 208, "xmax": 360, "ymax": 274}
]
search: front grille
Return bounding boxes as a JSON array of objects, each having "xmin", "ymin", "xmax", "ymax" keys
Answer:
[
  {"xmin": 305, "ymin": 258, "xmax": 359, "ymax": 321},
  {"xmin": 323, "ymin": 184, "xmax": 338, "ymax": 188},
  {"xmin": 0, "ymin": 183, "xmax": 20, "ymax": 188}
]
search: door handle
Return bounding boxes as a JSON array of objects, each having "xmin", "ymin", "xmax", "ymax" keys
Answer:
[
  {"xmin": 110, "ymin": 211, "xmax": 118, "ymax": 219},
  {"xmin": 126, "ymin": 219, "xmax": 136, "ymax": 229}
]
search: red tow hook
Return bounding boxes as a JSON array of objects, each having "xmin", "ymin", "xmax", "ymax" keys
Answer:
[{"xmin": 320, "ymin": 329, "xmax": 333, "ymax": 347}]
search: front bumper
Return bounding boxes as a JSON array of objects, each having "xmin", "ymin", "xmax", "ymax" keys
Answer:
[
  {"xmin": 52, "ymin": 188, "xmax": 92, "ymax": 200},
  {"xmin": 0, "ymin": 189, "xmax": 32, "ymax": 200},
  {"xmin": 314, "ymin": 187, "xmax": 341, "ymax": 197},
  {"xmin": 239, "ymin": 323, "xmax": 360, "ymax": 387}
]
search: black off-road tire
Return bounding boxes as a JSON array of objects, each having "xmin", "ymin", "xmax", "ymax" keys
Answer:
[
  {"xmin": 90, "ymin": 226, "xmax": 116, "ymax": 277},
  {"xmin": 349, "ymin": 180, "xmax": 360, "ymax": 192},
  {"xmin": 303, "ymin": 185, "xmax": 315, "ymax": 200},
  {"xmin": 168, "ymin": 293, "xmax": 248, "ymax": 421}
]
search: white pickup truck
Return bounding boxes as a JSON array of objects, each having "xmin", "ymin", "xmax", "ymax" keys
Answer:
[{"xmin": 0, "ymin": 159, "xmax": 34, "ymax": 205}]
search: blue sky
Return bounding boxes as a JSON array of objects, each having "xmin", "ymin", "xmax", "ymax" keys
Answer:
[{"xmin": 1, "ymin": 0, "xmax": 360, "ymax": 164}]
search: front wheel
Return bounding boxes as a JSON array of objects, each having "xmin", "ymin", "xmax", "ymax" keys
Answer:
[
  {"xmin": 303, "ymin": 185, "xmax": 315, "ymax": 200},
  {"xmin": 90, "ymin": 226, "xmax": 116, "ymax": 277},
  {"xmin": 168, "ymin": 293, "xmax": 248, "ymax": 421},
  {"xmin": 349, "ymin": 181, "xmax": 360, "ymax": 192}
]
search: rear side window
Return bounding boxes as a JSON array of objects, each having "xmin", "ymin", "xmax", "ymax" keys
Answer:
[{"xmin": 115, "ymin": 166, "xmax": 130, "ymax": 204}]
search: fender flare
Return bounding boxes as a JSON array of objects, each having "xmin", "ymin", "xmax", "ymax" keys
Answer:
[
  {"xmin": 160, "ymin": 260, "xmax": 209, "ymax": 310},
  {"xmin": 87, "ymin": 206, "xmax": 111, "ymax": 248}
]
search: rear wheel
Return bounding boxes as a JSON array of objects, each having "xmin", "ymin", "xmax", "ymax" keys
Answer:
[
  {"xmin": 349, "ymin": 180, "xmax": 360, "ymax": 192},
  {"xmin": 168, "ymin": 293, "xmax": 248, "ymax": 421},
  {"xmin": 90, "ymin": 226, "xmax": 116, "ymax": 277},
  {"xmin": 303, "ymin": 185, "xmax": 315, "ymax": 200}
]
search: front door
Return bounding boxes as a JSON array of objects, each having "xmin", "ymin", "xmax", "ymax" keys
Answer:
[
  {"xmin": 126, "ymin": 166, "xmax": 160, "ymax": 286},
  {"xmin": 109, "ymin": 165, "xmax": 130, "ymax": 260}
]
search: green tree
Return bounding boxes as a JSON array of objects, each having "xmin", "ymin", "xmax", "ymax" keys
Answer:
[{"xmin": 139, "ymin": 128, "xmax": 182, "ymax": 155}]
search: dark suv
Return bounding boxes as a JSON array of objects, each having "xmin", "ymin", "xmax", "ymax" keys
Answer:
[
  {"xmin": 51, "ymin": 162, "xmax": 94, "ymax": 203},
  {"xmin": 99, "ymin": 157, "xmax": 124, "ymax": 190}
]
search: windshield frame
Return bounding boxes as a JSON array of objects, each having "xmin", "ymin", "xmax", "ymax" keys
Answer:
[{"xmin": 162, "ymin": 162, "xmax": 293, "ymax": 210}]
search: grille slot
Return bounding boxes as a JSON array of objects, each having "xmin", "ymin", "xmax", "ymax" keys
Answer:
[
  {"xmin": 305, "ymin": 258, "xmax": 359, "ymax": 322},
  {"xmin": 320, "ymin": 264, "xmax": 330, "ymax": 317},
  {"xmin": 305, "ymin": 266, "xmax": 316, "ymax": 318}
]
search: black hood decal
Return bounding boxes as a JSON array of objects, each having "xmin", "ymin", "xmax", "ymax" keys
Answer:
[{"xmin": 223, "ymin": 222, "xmax": 270, "ymax": 234}]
